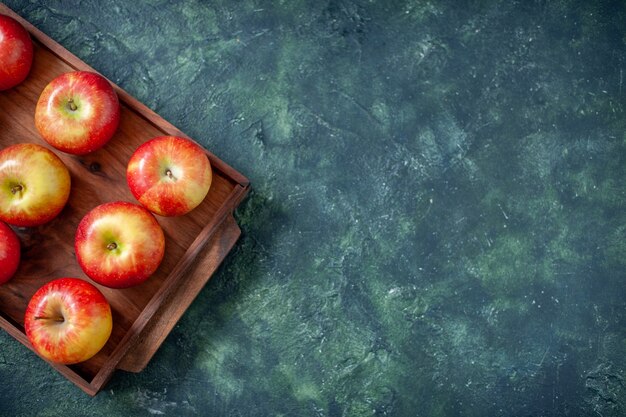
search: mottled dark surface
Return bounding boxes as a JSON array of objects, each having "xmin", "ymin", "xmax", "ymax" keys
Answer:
[{"xmin": 1, "ymin": 1, "xmax": 625, "ymax": 416}]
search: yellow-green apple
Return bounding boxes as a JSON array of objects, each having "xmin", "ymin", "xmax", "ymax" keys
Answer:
[
  {"xmin": 0, "ymin": 221, "xmax": 20, "ymax": 284},
  {"xmin": 24, "ymin": 277, "xmax": 112, "ymax": 365},
  {"xmin": 0, "ymin": 143, "xmax": 71, "ymax": 227},
  {"xmin": 34, "ymin": 71, "xmax": 120, "ymax": 155},
  {"xmin": 75, "ymin": 201, "xmax": 165, "ymax": 288},
  {"xmin": 126, "ymin": 136, "xmax": 212, "ymax": 216},
  {"xmin": 0, "ymin": 14, "xmax": 33, "ymax": 91}
]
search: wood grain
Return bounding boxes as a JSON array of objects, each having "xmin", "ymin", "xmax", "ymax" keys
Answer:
[{"xmin": 0, "ymin": 3, "xmax": 249, "ymax": 395}]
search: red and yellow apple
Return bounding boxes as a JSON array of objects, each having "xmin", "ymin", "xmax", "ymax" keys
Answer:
[
  {"xmin": 24, "ymin": 277, "xmax": 112, "ymax": 365},
  {"xmin": 0, "ymin": 220, "xmax": 20, "ymax": 284},
  {"xmin": 75, "ymin": 201, "xmax": 165, "ymax": 288},
  {"xmin": 0, "ymin": 143, "xmax": 71, "ymax": 227},
  {"xmin": 126, "ymin": 136, "xmax": 212, "ymax": 216},
  {"xmin": 0, "ymin": 14, "xmax": 33, "ymax": 90},
  {"xmin": 34, "ymin": 71, "xmax": 120, "ymax": 155}
]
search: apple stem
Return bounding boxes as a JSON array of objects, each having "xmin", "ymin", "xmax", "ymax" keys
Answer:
[
  {"xmin": 11, "ymin": 184, "xmax": 23, "ymax": 194},
  {"xmin": 34, "ymin": 316, "xmax": 65, "ymax": 322},
  {"xmin": 165, "ymin": 169, "xmax": 176, "ymax": 180},
  {"xmin": 67, "ymin": 99, "xmax": 78, "ymax": 111},
  {"xmin": 107, "ymin": 242, "xmax": 117, "ymax": 250}
]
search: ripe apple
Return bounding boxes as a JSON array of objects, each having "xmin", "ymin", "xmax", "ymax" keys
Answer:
[
  {"xmin": 0, "ymin": 143, "xmax": 71, "ymax": 227},
  {"xmin": 75, "ymin": 201, "xmax": 165, "ymax": 288},
  {"xmin": 34, "ymin": 71, "xmax": 120, "ymax": 155},
  {"xmin": 126, "ymin": 136, "xmax": 212, "ymax": 216},
  {"xmin": 0, "ymin": 14, "xmax": 33, "ymax": 91},
  {"xmin": 24, "ymin": 277, "xmax": 112, "ymax": 365},
  {"xmin": 0, "ymin": 221, "xmax": 20, "ymax": 284}
]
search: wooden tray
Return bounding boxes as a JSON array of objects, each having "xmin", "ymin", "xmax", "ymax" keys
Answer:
[{"xmin": 0, "ymin": 3, "xmax": 249, "ymax": 395}]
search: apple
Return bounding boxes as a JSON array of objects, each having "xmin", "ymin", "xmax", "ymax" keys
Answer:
[
  {"xmin": 0, "ymin": 14, "xmax": 33, "ymax": 91},
  {"xmin": 126, "ymin": 136, "xmax": 212, "ymax": 216},
  {"xmin": 24, "ymin": 277, "xmax": 112, "ymax": 365},
  {"xmin": 75, "ymin": 201, "xmax": 165, "ymax": 288},
  {"xmin": 34, "ymin": 71, "xmax": 120, "ymax": 155},
  {"xmin": 0, "ymin": 220, "xmax": 20, "ymax": 284},
  {"xmin": 0, "ymin": 143, "xmax": 71, "ymax": 227}
]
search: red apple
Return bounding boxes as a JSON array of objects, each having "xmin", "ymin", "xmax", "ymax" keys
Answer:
[
  {"xmin": 0, "ymin": 143, "xmax": 71, "ymax": 227},
  {"xmin": 0, "ymin": 14, "xmax": 33, "ymax": 91},
  {"xmin": 75, "ymin": 201, "xmax": 165, "ymax": 288},
  {"xmin": 0, "ymin": 221, "xmax": 20, "ymax": 284},
  {"xmin": 126, "ymin": 136, "xmax": 212, "ymax": 216},
  {"xmin": 34, "ymin": 71, "xmax": 120, "ymax": 155},
  {"xmin": 24, "ymin": 277, "xmax": 112, "ymax": 365}
]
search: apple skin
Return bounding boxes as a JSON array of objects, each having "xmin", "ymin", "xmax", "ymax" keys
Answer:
[
  {"xmin": 24, "ymin": 277, "xmax": 112, "ymax": 365},
  {"xmin": 126, "ymin": 136, "xmax": 212, "ymax": 216},
  {"xmin": 34, "ymin": 71, "xmax": 120, "ymax": 155},
  {"xmin": 0, "ymin": 221, "xmax": 20, "ymax": 284},
  {"xmin": 75, "ymin": 201, "xmax": 165, "ymax": 288},
  {"xmin": 0, "ymin": 14, "xmax": 33, "ymax": 91},
  {"xmin": 0, "ymin": 143, "xmax": 71, "ymax": 227}
]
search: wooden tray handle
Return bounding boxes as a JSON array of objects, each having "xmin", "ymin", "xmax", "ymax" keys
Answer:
[{"xmin": 117, "ymin": 214, "xmax": 242, "ymax": 373}]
